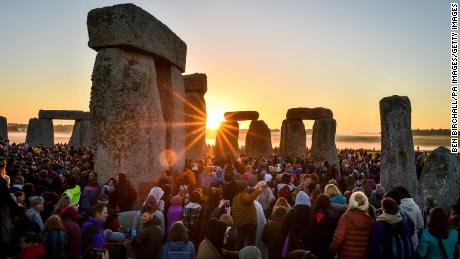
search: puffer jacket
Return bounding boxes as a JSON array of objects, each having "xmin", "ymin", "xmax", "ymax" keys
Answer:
[{"xmin": 330, "ymin": 209, "xmax": 373, "ymax": 259}]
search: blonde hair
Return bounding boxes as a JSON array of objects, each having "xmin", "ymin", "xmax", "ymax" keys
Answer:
[
  {"xmin": 44, "ymin": 215, "xmax": 64, "ymax": 232},
  {"xmin": 53, "ymin": 196, "xmax": 71, "ymax": 215},
  {"xmin": 324, "ymin": 184, "xmax": 341, "ymax": 197},
  {"xmin": 273, "ymin": 197, "xmax": 291, "ymax": 211}
]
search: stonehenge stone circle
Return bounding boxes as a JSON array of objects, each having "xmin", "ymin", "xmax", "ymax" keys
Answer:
[
  {"xmin": 215, "ymin": 121, "xmax": 239, "ymax": 159},
  {"xmin": 286, "ymin": 107, "xmax": 333, "ymax": 120},
  {"xmin": 310, "ymin": 118, "xmax": 339, "ymax": 166},
  {"xmin": 157, "ymin": 65, "xmax": 186, "ymax": 172},
  {"xmin": 224, "ymin": 111, "xmax": 259, "ymax": 121},
  {"xmin": 245, "ymin": 120, "xmax": 272, "ymax": 157},
  {"xmin": 279, "ymin": 119, "xmax": 306, "ymax": 159},
  {"xmin": 379, "ymin": 95, "xmax": 417, "ymax": 195},
  {"xmin": 89, "ymin": 47, "xmax": 167, "ymax": 195},
  {"xmin": 39, "ymin": 110, "xmax": 91, "ymax": 120},
  {"xmin": 88, "ymin": 3, "xmax": 189, "ymax": 197},
  {"xmin": 183, "ymin": 73, "xmax": 207, "ymax": 161},
  {"xmin": 183, "ymin": 73, "xmax": 207, "ymax": 95},
  {"xmin": 87, "ymin": 3, "xmax": 187, "ymax": 72},
  {"xmin": 0, "ymin": 116, "xmax": 7, "ymax": 141},
  {"xmin": 415, "ymin": 146, "xmax": 460, "ymax": 212},
  {"xmin": 69, "ymin": 120, "xmax": 93, "ymax": 147},
  {"xmin": 25, "ymin": 118, "xmax": 54, "ymax": 147}
]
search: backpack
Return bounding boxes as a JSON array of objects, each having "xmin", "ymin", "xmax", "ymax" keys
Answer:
[
  {"xmin": 381, "ymin": 222, "xmax": 414, "ymax": 259},
  {"xmin": 279, "ymin": 185, "xmax": 293, "ymax": 205}
]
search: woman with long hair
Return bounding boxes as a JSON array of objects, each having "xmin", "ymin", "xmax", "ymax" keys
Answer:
[
  {"xmin": 417, "ymin": 207, "xmax": 458, "ymax": 259},
  {"xmin": 42, "ymin": 215, "xmax": 68, "ymax": 259}
]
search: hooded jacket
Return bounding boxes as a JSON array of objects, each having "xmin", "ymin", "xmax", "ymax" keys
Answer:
[
  {"xmin": 330, "ymin": 209, "xmax": 373, "ymax": 259},
  {"xmin": 399, "ymin": 198, "xmax": 424, "ymax": 248},
  {"xmin": 282, "ymin": 191, "xmax": 312, "ymax": 252},
  {"xmin": 81, "ymin": 216, "xmax": 106, "ymax": 254},
  {"xmin": 133, "ymin": 219, "xmax": 163, "ymax": 259},
  {"xmin": 161, "ymin": 241, "xmax": 196, "ymax": 259}
]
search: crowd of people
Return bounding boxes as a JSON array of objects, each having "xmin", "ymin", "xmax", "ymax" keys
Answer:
[{"xmin": 0, "ymin": 139, "xmax": 459, "ymax": 259}]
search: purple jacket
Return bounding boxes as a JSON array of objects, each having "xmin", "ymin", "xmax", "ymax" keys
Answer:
[
  {"xmin": 63, "ymin": 218, "xmax": 81, "ymax": 259},
  {"xmin": 81, "ymin": 217, "xmax": 106, "ymax": 254},
  {"xmin": 167, "ymin": 205, "xmax": 183, "ymax": 232}
]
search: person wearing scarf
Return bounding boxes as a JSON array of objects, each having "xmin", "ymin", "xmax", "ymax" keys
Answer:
[{"xmin": 369, "ymin": 198, "xmax": 414, "ymax": 259}]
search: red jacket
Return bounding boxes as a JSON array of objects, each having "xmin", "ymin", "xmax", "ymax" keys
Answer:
[
  {"xmin": 19, "ymin": 243, "xmax": 45, "ymax": 259},
  {"xmin": 329, "ymin": 209, "xmax": 373, "ymax": 259}
]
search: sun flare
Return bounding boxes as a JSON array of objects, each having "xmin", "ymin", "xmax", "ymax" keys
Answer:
[{"xmin": 206, "ymin": 110, "xmax": 224, "ymax": 129}]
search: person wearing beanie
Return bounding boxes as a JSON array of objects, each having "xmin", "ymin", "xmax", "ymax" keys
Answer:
[
  {"xmin": 102, "ymin": 229, "xmax": 127, "ymax": 259},
  {"xmin": 262, "ymin": 206, "xmax": 288, "ymax": 259},
  {"xmin": 60, "ymin": 206, "xmax": 81, "ymax": 259},
  {"xmin": 330, "ymin": 191, "xmax": 373, "ymax": 259},
  {"xmin": 167, "ymin": 195, "xmax": 184, "ymax": 233},
  {"xmin": 239, "ymin": 246, "xmax": 262, "ymax": 259},
  {"xmin": 370, "ymin": 184, "xmax": 385, "ymax": 209},
  {"xmin": 182, "ymin": 190, "xmax": 202, "ymax": 248},
  {"xmin": 232, "ymin": 180, "xmax": 267, "ymax": 249},
  {"xmin": 281, "ymin": 191, "xmax": 313, "ymax": 254},
  {"xmin": 368, "ymin": 198, "xmax": 414, "ymax": 259}
]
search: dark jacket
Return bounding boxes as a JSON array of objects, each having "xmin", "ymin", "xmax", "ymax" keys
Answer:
[
  {"xmin": 368, "ymin": 218, "xmax": 414, "ymax": 259},
  {"xmin": 132, "ymin": 219, "xmax": 163, "ymax": 259},
  {"xmin": 262, "ymin": 219, "xmax": 285, "ymax": 259},
  {"xmin": 282, "ymin": 204, "xmax": 312, "ymax": 252},
  {"xmin": 311, "ymin": 210, "xmax": 339, "ymax": 259},
  {"xmin": 42, "ymin": 230, "xmax": 68, "ymax": 259},
  {"xmin": 161, "ymin": 241, "xmax": 196, "ymax": 259},
  {"xmin": 62, "ymin": 218, "xmax": 81, "ymax": 259}
]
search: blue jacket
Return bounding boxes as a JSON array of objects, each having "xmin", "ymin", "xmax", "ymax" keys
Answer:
[
  {"xmin": 368, "ymin": 219, "xmax": 414, "ymax": 259},
  {"xmin": 416, "ymin": 228, "xmax": 458, "ymax": 259},
  {"xmin": 161, "ymin": 241, "xmax": 196, "ymax": 259},
  {"xmin": 81, "ymin": 216, "xmax": 106, "ymax": 254}
]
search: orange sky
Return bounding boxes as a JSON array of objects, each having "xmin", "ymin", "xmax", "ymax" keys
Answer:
[{"xmin": 0, "ymin": 1, "xmax": 449, "ymax": 134}]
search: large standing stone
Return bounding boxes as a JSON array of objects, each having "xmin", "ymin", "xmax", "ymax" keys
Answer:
[
  {"xmin": 379, "ymin": 95, "xmax": 417, "ymax": 195},
  {"xmin": 245, "ymin": 120, "xmax": 272, "ymax": 157},
  {"xmin": 156, "ymin": 66, "xmax": 186, "ymax": 172},
  {"xmin": 90, "ymin": 48, "xmax": 167, "ymax": 193},
  {"xmin": 279, "ymin": 119, "xmax": 306, "ymax": 159},
  {"xmin": 183, "ymin": 73, "xmax": 207, "ymax": 95},
  {"xmin": 25, "ymin": 118, "xmax": 54, "ymax": 147},
  {"xmin": 215, "ymin": 121, "xmax": 239, "ymax": 159},
  {"xmin": 286, "ymin": 107, "xmax": 333, "ymax": 120},
  {"xmin": 0, "ymin": 116, "xmax": 7, "ymax": 141},
  {"xmin": 184, "ymin": 93, "xmax": 207, "ymax": 161},
  {"xmin": 87, "ymin": 3, "xmax": 187, "ymax": 72},
  {"xmin": 311, "ymin": 118, "xmax": 339, "ymax": 166},
  {"xmin": 224, "ymin": 111, "xmax": 259, "ymax": 121},
  {"xmin": 415, "ymin": 146, "xmax": 460, "ymax": 212},
  {"xmin": 69, "ymin": 120, "xmax": 93, "ymax": 147}
]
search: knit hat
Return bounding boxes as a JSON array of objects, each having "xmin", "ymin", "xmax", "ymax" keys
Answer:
[
  {"xmin": 60, "ymin": 205, "xmax": 78, "ymax": 221},
  {"xmin": 375, "ymin": 184, "xmax": 385, "ymax": 194},
  {"xmin": 264, "ymin": 174, "xmax": 273, "ymax": 183},
  {"xmin": 349, "ymin": 191, "xmax": 369, "ymax": 211},
  {"xmin": 239, "ymin": 246, "xmax": 261, "ymax": 259},
  {"xmin": 294, "ymin": 191, "xmax": 311, "ymax": 207},
  {"xmin": 104, "ymin": 229, "xmax": 125, "ymax": 242}
]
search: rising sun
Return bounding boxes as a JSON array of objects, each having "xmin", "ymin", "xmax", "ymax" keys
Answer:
[{"xmin": 206, "ymin": 110, "xmax": 224, "ymax": 129}]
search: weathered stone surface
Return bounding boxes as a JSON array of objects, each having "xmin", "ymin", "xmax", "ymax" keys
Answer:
[
  {"xmin": 69, "ymin": 120, "xmax": 93, "ymax": 147},
  {"xmin": 224, "ymin": 111, "xmax": 259, "ymax": 121},
  {"xmin": 215, "ymin": 121, "xmax": 239, "ymax": 159},
  {"xmin": 38, "ymin": 110, "xmax": 91, "ymax": 120},
  {"xmin": 25, "ymin": 118, "xmax": 54, "ymax": 147},
  {"xmin": 157, "ymin": 65, "xmax": 186, "ymax": 172},
  {"xmin": 279, "ymin": 119, "xmax": 306, "ymax": 159},
  {"xmin": 379, "ymin": 95, "xmax": 417, "ymax": 195},
  {"xmin": 286, "ymin": 107, "xmax": 333, "ymax": 120},
  {"xmin": 0, "ymin": 116, "xmax": 7, "ymax": 141},
  {"xmin": 183, "ymin": 73, "xmax": 207, "ymax": 94},
  {"xmin": 415, "ymin": 146, "xmax": 460, "ymax": 212},
  {"xmin": 87, "ymin": 3, "xmax": 187, "ymax": 71},
  {"xmin": 184, "ymin": 92, "xmax": 207, "ymax": 161},
  {"xmin": 311, "ymin": 118, "xmax": 339, "ymax": 166},
  {"xmin": 89, "ymin": 48, "xmax": 167, "ymax": 193},
  {"xmin": 245, "ymin": 120, "xmax": 272, "ymax": 157}
]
